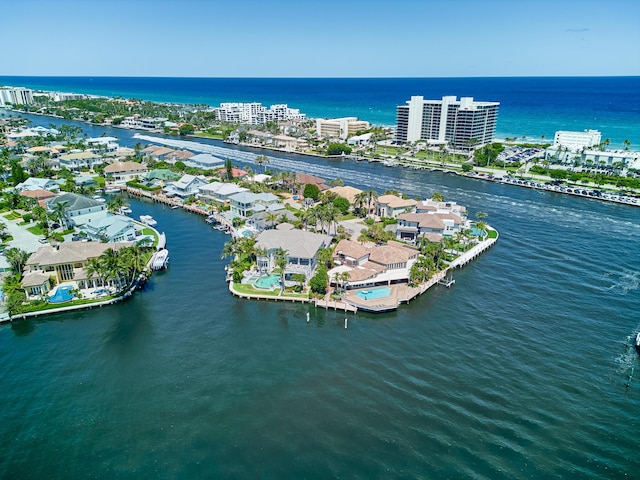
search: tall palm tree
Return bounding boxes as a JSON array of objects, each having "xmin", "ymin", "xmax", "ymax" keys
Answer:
[
  {"xmin": 265, "ymin": 211, "xmax": 278, "ymax": 229},
  {"xmin": 365, "ymin": 189, "xmax": 379, "ymax": 216},
  {"xmin": 107, "ymin": 196, "xmax": 124, "ymax": 213},
  {"xmin": 254, "ymin": 154, "xmax": 269, "ymax": 173},
  {"xmin": 85, "ymin": 257, "xmax": 107, "ymax": 288},
  {"xmin": 274, "ymin": 248, "xmax": 288, "ymax": 291},
  {"xmin": 50, "ymin": 200, "xmax": 69, "ymax": 229},
  {"xmin": 120, "ymin": 245, "xmax": 148, "ymax": 285}
]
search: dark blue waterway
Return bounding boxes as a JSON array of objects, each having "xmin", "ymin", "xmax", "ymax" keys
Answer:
[
  {"xmin": 1, "ymin": 116, "xmax": 640, "ymax": 478},
  {"xmin": 1, "ymin": 76, "xmax": 639, "ymax": 147}
]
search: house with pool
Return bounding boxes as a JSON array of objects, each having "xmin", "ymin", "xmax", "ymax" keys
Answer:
[
  {"xmin": 21, "ymin": 242, "xmax": 131, "ymax": 301},
  {"xmin": 254, "ymin": 223, "xmax": 332, "ymax": 285}
]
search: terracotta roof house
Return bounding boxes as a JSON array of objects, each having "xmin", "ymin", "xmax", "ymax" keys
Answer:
[
  {"xmin": 327, "ymin": 185, "xmax": 363, "ymax": 204},
  {"xmin": 376, "ymin": 194, "xmax": 417, "ymax": 218},
  {"xmin": 19, "ymin": 189, "xmax": 57, "ymax": 207}
]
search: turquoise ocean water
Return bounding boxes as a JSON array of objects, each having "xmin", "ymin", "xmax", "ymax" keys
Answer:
[
  {"xmin": 1, "ymin": 76, "xmax": 639, "ymax": 149},
  {"xmin": 1, "ymin": 80, "xmax": 640, "ymax": 477}
]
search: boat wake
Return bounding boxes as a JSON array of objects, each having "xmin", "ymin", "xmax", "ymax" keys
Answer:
[{"xmin": 603, "ymin": 269, "xmax": 640, "ymax": 295}]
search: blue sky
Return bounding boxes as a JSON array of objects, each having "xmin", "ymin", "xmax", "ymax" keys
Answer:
[{"xmin": 3, "ymin": 0, "xmax": 639, "ymax": 77}]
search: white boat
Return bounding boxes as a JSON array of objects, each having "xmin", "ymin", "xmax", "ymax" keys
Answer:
[
  {"xmin": 104, "ymin": 187, "xmax": 120, "ymax": 194},
  {"xmin": 635, "ymin": 332, "xmax": 640, "ymax": 357},
  {"xmin": 151, "ymin": 249, "xmax": 169, "ymax": 270},
  {"xmin": 118, "ymin": 206, "xmax": 132, "ymax": 215},
  {"xmin": 171, "ymin": 205, "xmax": 181, "ymax": 210},
  {"xmin": 139, "ymin": 215, "xmax": 158, "ymax": 227},
  {"xmin": 92, "ymin": 195, "xmax": 106, "ymax": 203}
]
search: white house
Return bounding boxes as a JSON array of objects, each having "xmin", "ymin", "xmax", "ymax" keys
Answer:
[
  {"xmin": 255, "ymin": 224, "xmax": 332, "ymax": 282},
  {"xmin": 79, "ymin": 215, "xmax": 137, "ymax": 243},
  {"xmin": 47, "ymin": 192, "xmax": 108, "ymax": 227},
  {"xmin": 16, "ymin": 177, "xmax": 61, "ymax": 193},
  {"xmin": 198, "ymin": 182, "xmax": 249, "ymax": 203},
  {"xmin": 57, "ymin": 151, "xmax": 104, "ymax": 170},
  {"xmin": 164, "ymin": 174, "xmax": 208, "ymax": 199},
  {"xmin": 228, "ymin": 191, "xmax": 281, "ymax": 217},
  {"xmin": 103, "ymin": 161, "xmax": 148, "ymax": 183},
  {"xmin": 184, "ymin": 153, "xmax": 225, "ymax": 170}
]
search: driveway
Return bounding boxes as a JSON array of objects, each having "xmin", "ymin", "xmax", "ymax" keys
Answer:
[{"xmin": 1, "ymin": 217, "xmax": 44, "ymax": 254}]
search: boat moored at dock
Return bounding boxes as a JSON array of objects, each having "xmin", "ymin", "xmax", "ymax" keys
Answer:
[
  {"xmin": 151, "ymin": 249, "xmax": 169, "ymax": 270},
  {"xmin": 139, "ymin": 215, "xmax": 157, "ymax": 226}
]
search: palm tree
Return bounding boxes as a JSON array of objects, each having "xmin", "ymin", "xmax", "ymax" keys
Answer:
[
  {"xmin": 254, "ymin": 154, "xmax": 269, "ymax": 173},
  {"xmin": 107, "ymin": 196, "xmax": 124, "ymax": 213},
  {"xmin": 431, "ymin": 192, "xmax": 444, "ymax": 202},
  {"xmin": 50, "ymin": 200, "xmax": 69, "ymax": 229},
  {"xmin": 120, "ymin": 245, "xmax": 148, "ymax": 285},
  {"xmin": 265, "ymin": 211, "xmax": 278, "ymax": 229},
  {"xmin": 365, "ymin": 189, "xmax": 379, "ymax": 216},
  {"xmin": 623, "ymin": 139, "xmax": 631, "ymax": 151},
  {"xmin": 274, "ymin": 248, "xmax": 288, "ymax": 291},
  {"xmin": 85, "ymin": 257, "xmax": 107, "ymax": 288},
  {"xmin": 4, "ymin": 247, "xmax": 30, "ymax": 274}
]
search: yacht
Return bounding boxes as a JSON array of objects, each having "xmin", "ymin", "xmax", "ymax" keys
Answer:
[
  {"xmin": 118, "ymin": 206, "xmax": 132, "ymax": 215},
  {"xmin": 139, "ymin": 215, "xmax": 158, "ymax": 227}
]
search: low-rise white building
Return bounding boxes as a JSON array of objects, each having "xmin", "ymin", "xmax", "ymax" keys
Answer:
[{"xmin": 553, "ymin": 129, "xmax": 601, "ymax": 152}]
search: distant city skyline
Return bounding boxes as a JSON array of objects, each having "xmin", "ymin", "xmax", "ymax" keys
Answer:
[{"xmin": 2, "ymin": 0, "xmax": 639, "ymax": 77}]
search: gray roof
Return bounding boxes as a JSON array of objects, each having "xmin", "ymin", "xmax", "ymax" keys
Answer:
[
  {"xmin": 48, "ymin": 192, "xmax": 103, "ymax": 211},
  {"xmin": 256, "ymin": 225, "xmax": 332, "ymax": 259}
]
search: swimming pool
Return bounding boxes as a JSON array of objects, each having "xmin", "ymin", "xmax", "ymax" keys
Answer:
[
  {"xmin": 470, "ymin": 227, "xmax": 487, "ymax": 237},
  {"xmin": 49, "ymin": 285, "xmax": 75, "ymax": 303},
  {"xmin": 253, "ymin": 274, "xmax": 281, "ymax": 290},
  {"xmin": 355, "ymin": 287, "xmax": 391, "ymax": 300}
]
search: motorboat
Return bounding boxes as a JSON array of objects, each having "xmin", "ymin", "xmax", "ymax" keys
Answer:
[
  {"xmin": 118, "ymin": 206, "xmax": 132, "ymax": 215},
  {"xmin": 104, "ymin": 187, "xmax": 121, "ymax": 194},
  {"xmin": 139, "ymin": 215, "xmax": 158, "ymax": 227},
  {"xmin": 635, "ymin": 332, "xmax": 640, "ymax": 356},
  {"xmin": 92, "ymin": 195, "xmax": 106, "ymax": 203},
  {"xmin": 151, "ymin": 249, "xmax": 169, "ymax": 270}
]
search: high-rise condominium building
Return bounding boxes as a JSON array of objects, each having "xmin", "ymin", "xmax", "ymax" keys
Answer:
[{"xmin": 396, "ymin": 96, "xmax": 499, "ymax": 148}]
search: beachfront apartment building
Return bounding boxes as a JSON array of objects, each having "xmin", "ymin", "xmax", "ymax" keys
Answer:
[
  {"xmin": 396, "ymin": 96, "xmax": 499, "ymax": 148},
  {"xmin": 215, "ymin": 103, "xmax": 306, "ymax": 125},
  {"xmin": 553, "ymin": 130, "xmax": 602, "ymax": 152},
  {"xmin": 316, "ymin": 117, "xmax": 370, "ymax": 140},
  {"xmin": 0, "ymin": 86, "xmax": 34, "ymax": 106}
]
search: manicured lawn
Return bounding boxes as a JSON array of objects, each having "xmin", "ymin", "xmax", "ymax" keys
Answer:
[
  {"xmin": 4, "ymin": 212, "xmax": 20, "ymax": 220},
  {"xmin": 27, "ymin": 225, "xmax": 45, "ymax": 235},
  {"xmin": 488, "ymin": 230, "xmax": 498, "ymax": 239},
  {"xmin": 233, "ymin": 282, "xmax": 309, "ymax": 300},
  {"xmin": 140, "ymin": 228, "xmax": 159, "ymax": 245}
]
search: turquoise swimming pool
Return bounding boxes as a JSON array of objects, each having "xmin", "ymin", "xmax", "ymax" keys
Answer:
[
  {"xmin": 49, "ymin": 285, "xmax": 75, "ymax": 303},
  {"xmin": 355, "ymin": 287, "xmax": 391, "ymax": 300},
  {"xmin": 253, "ymin": 274, "xmax": 281, "ymax": 290}
]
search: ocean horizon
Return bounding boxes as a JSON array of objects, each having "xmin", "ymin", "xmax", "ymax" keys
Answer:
[{"xmin": 1, "ymin": 75, "xmax": 639, "ymax": 149}]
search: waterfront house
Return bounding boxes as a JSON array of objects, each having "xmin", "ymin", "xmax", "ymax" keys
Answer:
[
  {"xmin": 104, "ymin": 161, "xmax": 148, "ymax": 183},
  {"xmin": 78, "ymin": 214, "xmax": 137, "ymax": 243},
  {"xmin": 375, "ymin": 194, "xmax": 417, "ymax": 218},
  {"xmin": 228, "ymin": 191, "xmax": 281, "ymax": 218},
  {"xmin": 255, "ymin": 223, "xmax": 332, "ymax": 282},
  {"xmin": 197, "ymin": 182, "xmax": 248, "ymax": 204},
  {"xmin": 163, "ymin": 174, "xmax": 208, "ymax": 199},
  {"xmin": 22, "ymin": 242, "xmax": 130, "ymax": 300},
  {"xmin": 74, "ymin": 175, "xmax": 97, "ymax": 189},
  {"xmin": 47, "ymin": 192, "xmax": 107, "ymax": 227},
  {"xmin": 139, "ymin": 169, "xmax": 180, "ymax": 188},
  {"xmin": 329, "ymin": 239, "xmax": 419, "ymax": 289},
  {"xmin": 396, "ymin": 211, "xmax": 464, "ymax": 244}
]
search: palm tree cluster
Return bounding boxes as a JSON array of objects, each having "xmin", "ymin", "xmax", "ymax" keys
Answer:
[
  {"xmin": 409, "ymin": 240, "xmax": 447, "ymax": 285},
  {"xmin": 353, "ymin": 189, "xmax": 379, "ymax": 217},
  {"xmin": 84, "ymin": 245, "xmax": 151, "ymax": 292}
]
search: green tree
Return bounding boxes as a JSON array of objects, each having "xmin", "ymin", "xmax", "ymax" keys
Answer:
[
  {"xmin": 303, "ymin": 183, "xmax": 321, "ymax": 201},
  {"xmin": 332, "ymin": 196, "xmax": 350, "ymax": 215},
  {"xmin": 254, "ymin": 154, "xmax": 269, "ymax": 173},
  {"xmin": 4, "ymin": 247, "xmax": 30, "ymax": 274},
  {"xmin": 309, "ymin": 267, "xmax": 328, "ymax": 295},
  {"xmin": 225, "ymin": 158, "xmax": 233, "ymax": 181},
  {"xmin": 179, "ymin": 123, "xmax": 194, "ymax": 136},
  {"xmin": 326, "ymin": 143, "xmax": 352, "ymax": 156},
  {"xmin": 431, "ymin": 192, "xmax": 444, "ymax": 202},
  {"xmin": 274, "ymin": 248, "xmax": 288, "ymax": 291}
]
